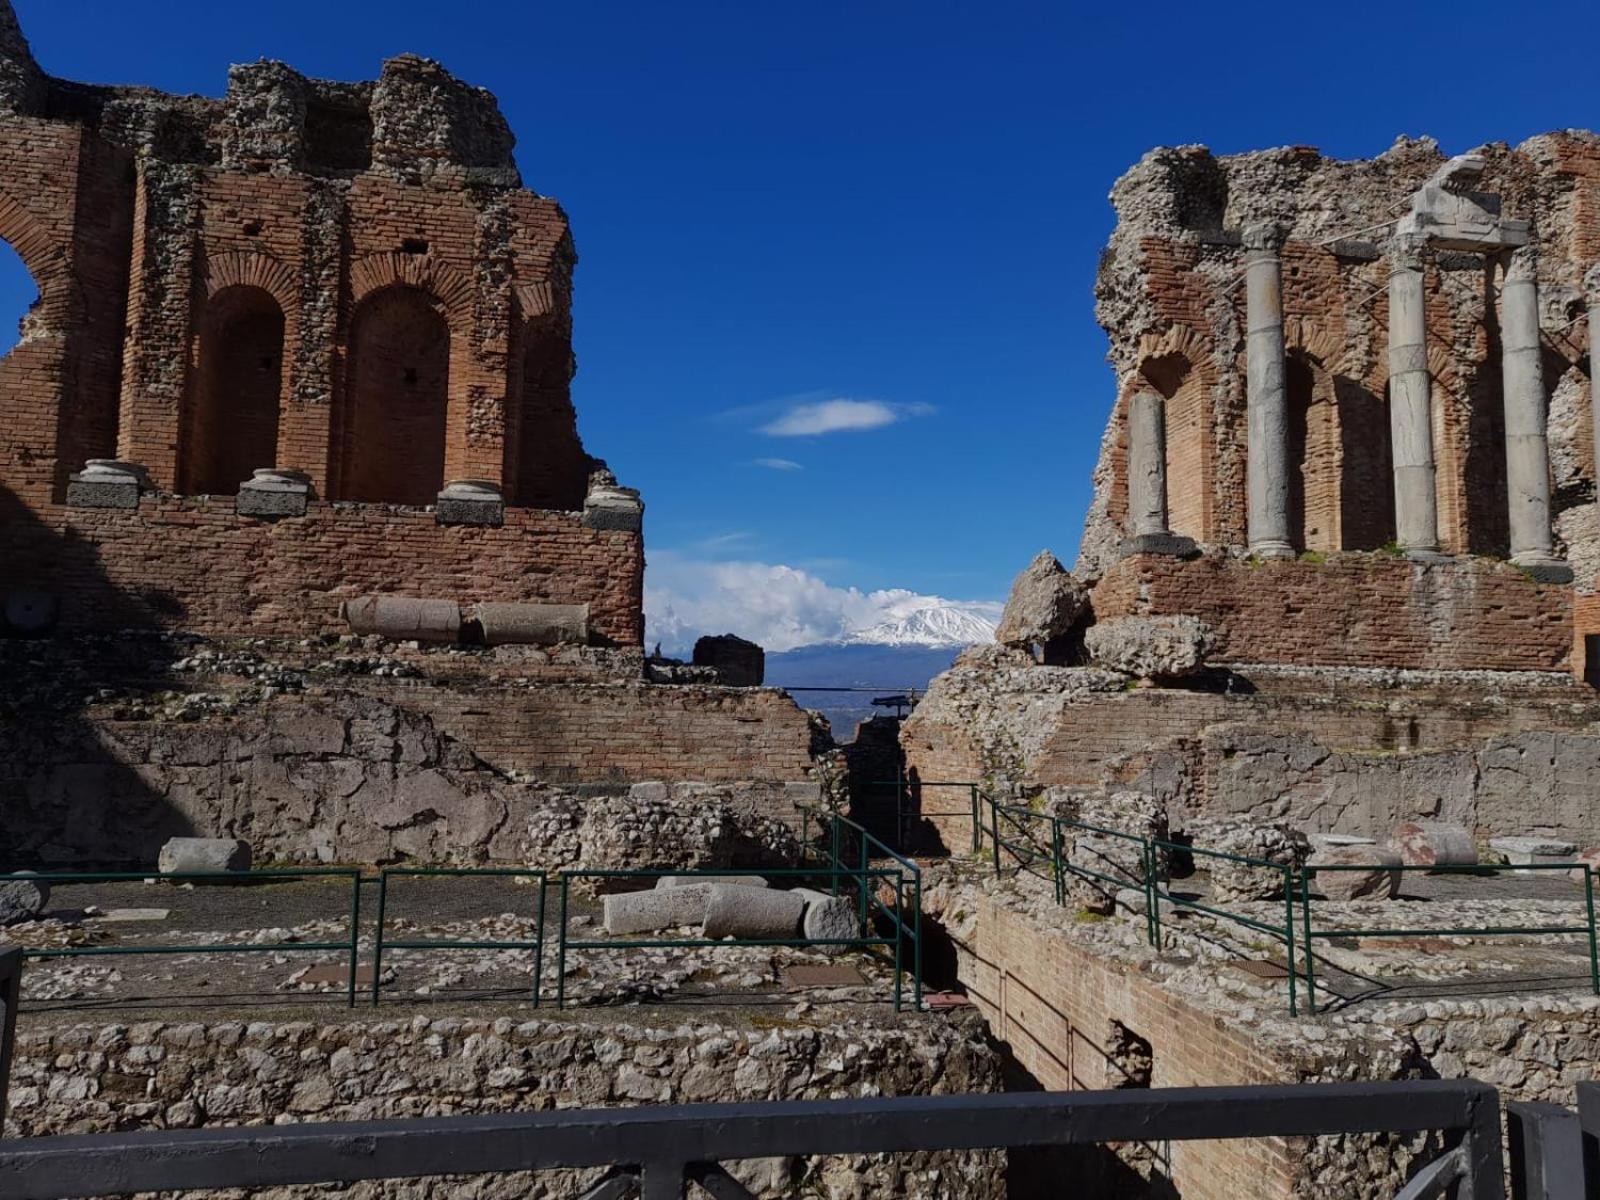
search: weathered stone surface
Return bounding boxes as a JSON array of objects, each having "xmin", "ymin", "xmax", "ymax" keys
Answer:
[
  {"xmin": 7, "ymin": 1011, "xmax": 1006, "ymax": 1199},
  {"xmin": 993, "ymin": 551, "xmax": 1088, "ymax": 648},
  {"xmin": 602, "ymin": 885, "xmax": 709, "ymax": 934},
  {"xmin": 1489, "ymin": 835, "xmax": 1576, "ymax": 874},
  {"xmin": 657, "ymin": 874, "xmax": 767, "ymax": 890},
  {"xmin": 0, "ymin": 874, "xmax": 48, "ymax": 924},
  {"xmin": 157, "ymin": 837, "xmax": 252, "ymax": 875},
  {"xmin": 341, "ymin": 596, "xmax": 462, "ymax": 644},
  {"xmin": 702, "ymin": 884, "xmax": 805, "ymax": 939},
  {"xmin": 793, "ymin": 887, "xmax": 859, "ymax": 951},
  {"xmin": 1084, "ymin": 614, "xmax": 1215, "ymax": 679},
  {"xmin": 475, "ymin": 602, "xmax": 588, "ymax": 647},
  {"xmin": 1307, "ymin": 845, "xmax": 1401, "ymax": 900},
  {"xmin": 1186, "ymin": 817, "xmax": 1305, "ymax": 902},
  {"xmin": 1393, "ymin": 821, "xmax": 1477, "ymax": 868},
  {"xmin": 692, "ymin": 634, "xmax": 765, "ymax": 687}
]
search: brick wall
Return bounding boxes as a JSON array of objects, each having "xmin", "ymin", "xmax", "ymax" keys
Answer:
[
  {"xmin": 0, "ymin": 495, "xmax": 644, "ymax": 644},
  {"xmin": 956, "ymin": 890, "xmax": 1304, "ymax": 1199},
  {"xmin": 1093, "ymin": 552, "xmax": 1573, "ymax": 671},
  {"xmin": 360, "ymin": 678, "xmax": 820, "ymax": 783}
]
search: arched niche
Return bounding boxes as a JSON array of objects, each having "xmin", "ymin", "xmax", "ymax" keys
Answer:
[
  {"xmin": 182, "ymin": 285, "xmax": 286, "ymax": 494},
  {"xmin": 340, "ymin": 285, "xmax": 450, "ymax": 505}
]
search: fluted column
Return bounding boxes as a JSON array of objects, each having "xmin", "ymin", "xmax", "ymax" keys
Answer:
[
  {"xmin": 1245, "ymin": 223, "xmax": 1294, "ymax": 556},
  {"xmin": 1588, "ymin": 266, "xmax": 1600, "ymax": 506},
  {"xmin": 1500, "ymin": 248, "xmax": 1557, "ymax": 567},
  {"xmin": 1128, "ymin": 390, "xmax": 1169, "ymax": 538},
  {"xmin": 1387, "ymin": 234, "xmax": 1441, "ymax": 554}
]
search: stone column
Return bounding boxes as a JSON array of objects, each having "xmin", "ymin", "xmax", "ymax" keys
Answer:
[
  {"xmin": 1387, "ymin": 234, "xmax": 1442, "ymax": 555},
  {"xmin": 1245, "ymin": 223, "xmax": 1294, "ymax": 557},
  {"xmin": 1499, "ymin": 248, "xmax": 1560, "ymax": 570},
  {"xmin": 1127, "ymin": 390, "xmax": 1169, "ymax": 538},
  {"xmin": 1588, "ymin": 265, "xmax": 1600, "ymax": 509}
]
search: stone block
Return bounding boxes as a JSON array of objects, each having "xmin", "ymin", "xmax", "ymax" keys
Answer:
[
  {"xmin": 583, "ymin": 483, "xmax": 644, "ymax": 532},
  {"xmin": 628, "ymin": 781, "xmax": 670, "ymax": 803},
  {"xmin": 702, "ymin": 884, "xmax": 804, "ymax": 939},
  {"xmin": 1086, "ymin": 614, "xmax": 1216, "ymax": 680},
  {"xmin": 1308, "ymin": 845, "xmax": 1401, "ymax": 901},
  {"xmin": 693, "ymin": 633, "xmax": 764, "ymax": 686},
  {"xmin": 657, "ymin": 874, "xmax": 767, "ymax": 890},
  {"xmin": 341, "ymin": 595, "xmax": 461, "ymax": 643},
  {"xmin": 157, "ymin": 837, "xmax": 253, "ymax": 876},
  {"xmin": 435, "ymin": 480, "xmax": 504, "ymax": 527},
  {"xmin": 1392, "ymin": 822, "xmax": 1477, "ymax": 868},
  {"xmin": 793, "ymin": 887, "xmax": 859, "ymax": 952},
  {"xmin": 0, "ymin": 874, "xmax": 49, "ymax": 925},
  {"xmin": 602, "ymin": 885, "xmax": 709, "ymax": 935},
  {"xmin": 236, "ymin": 469, "xmax": 311, "ymax": 518},
  {"xmin": 475, "ymin": 602, "xmax": 588, "ymax": 646},
  {"xmin": 1489, "ymin": 835, "xmax": 1577, "ymax": 874},
  {"xmin": 66, "ymin": 460, "xmax": 146, "ymax": 509},
  {"xmin": 1120, "ymin": 532, "xmax": 1200, "ymax": 558},
  {"xmin": 994, "ymin": 551, "xmax": 1088, "ymax": 647}
]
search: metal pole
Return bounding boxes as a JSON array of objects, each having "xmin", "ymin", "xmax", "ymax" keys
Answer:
[
  {"xmin": 346, "ymin": 871, "xmax": 363, "ymax": 1010},
  {"xmin": 858, "ymin": 836, "xmax": 870, "ymax": 934},
  {"xmin": 892, "ymin": 874, "xmax": 904, "ymax": 1014},
  {"xmin": 0, "ymin": 944, "xmax": 20, "ymax": 1132},
  {"xmin": 1051, "ymin": 819, "xmax": 1065, "ymax": 907},
  {"xmin": 1283, "ymin": 866, "xmax": 1297, "ymax": 1018},
  {"xmin": 911, "ymin": 872, "xmax": 923, "ymax": 1010},
  {"xmin": 370, "ymin": 872, "xmax": 389, "ymax": 1007},
  {"xmin": 556, "ymin": 876, "xmax": 570, "ymax": 1010},
  {"xmin": 1586, "ymin": 868, "xmax": 1598, "ymax": 998},
  {"xmin": 533, "ymin": 872, "xmax": 548, "ymax": 1007},
  {"xmin": 969, "ymin": 786, "xmax": 979, "ymax": 855},
  {"xmin": 990, "ymin": 798, "xmax": 1001, "ymax": 872},
  {"xmin": 1300, "ymin": 870, "xmax": 1317, "ymax": 1016}
]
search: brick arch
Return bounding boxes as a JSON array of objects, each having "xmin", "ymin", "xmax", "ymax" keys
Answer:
[
  {"xmin": 350, "ymin": 252, "xmax": 474, "ymax": 328},
  {"xmin": 202, "ymin": 250, "xmax": 299, "ymax": 316},
  {"xmin": 181, "ymin": 284, "xmax": 288, "ymax": 494},
  {"xmin": 0, "ymin": 191, "xmax": 71, "ymax": 330}
]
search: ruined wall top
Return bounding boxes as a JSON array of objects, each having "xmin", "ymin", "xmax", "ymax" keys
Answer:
[{"xmin": 0, "ymin": 0, "xmax": 522, "ymax": 186}]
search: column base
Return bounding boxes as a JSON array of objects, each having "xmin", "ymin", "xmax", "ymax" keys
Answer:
[
  {"xmin": 66, "ymin": 460, "xmax": 149, "ymax": 510},
  {"xmin": 436, "ymin": 480, "xmax": 505, "ymax": 527},
  {"xmin": 1120, "ymin": 532, "xmax": 1200, "ymax": 559},
  {"xmin": 1402, "ymin": 548, "xmax": 1452, "ymax": 564},
  {"xmin": 1248, "ymin": 539, "xmax": 1296, "ymax": 560},
  {"xmin": 1510, "ymin": 554, "xmax": 1574, "ymax": 584},
  {"xmin": 237, "ymin": 468, "xmax": 311, "ymax": 519}
]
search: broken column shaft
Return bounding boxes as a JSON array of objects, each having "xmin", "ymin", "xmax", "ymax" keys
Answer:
[
  {"xmin": 1499, "ymin": 249, "xmax": 1558, "ymax": 568},
  {"xmin": 1127, "ymin": 390, "xmax": 1170, "ymax": 539},
  {"xmin": 1387, "ymin": 234, "xmax": 1441, "ymax": 555},
  {"xmin": 1244, "ymin": 223, "xmax": 1293, "ymax": 557}
]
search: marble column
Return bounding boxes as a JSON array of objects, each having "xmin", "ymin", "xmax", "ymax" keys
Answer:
[
  {"xmin": 1387, "ymin": 234, "xmax": 1442, "ymax": 555},
  {"xmin": 1499, "ymin": 248, "xmax": 1558, "ymax": 568},
  {"xmin": 1588, "ymin": 265, "xmax": 1600, "ymax": 509},
  {"xmin": 1127, "ymin": 390, "xmax": 1169, "ymax": 538},
  {"xmin": 1244, "ymin": 223, "xmax": 1294, "ymax": 557}
]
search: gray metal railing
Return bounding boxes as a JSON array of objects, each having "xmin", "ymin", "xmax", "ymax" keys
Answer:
[{"xmin": 0, "ymin": 1078, "xmax": 1506, "ymax": 1199}]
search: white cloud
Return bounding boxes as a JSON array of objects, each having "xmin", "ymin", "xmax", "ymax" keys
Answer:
[
  {"xmin": 645, "ymin": 550, "xmax": 999, "ymax": 653},
  {"xmin": 759, "ymin": 398, "xmax": 934, "ymax": 438},
  {"xmin": 751, "ymin": 457, "xmax": 804, "ymax": 471}
]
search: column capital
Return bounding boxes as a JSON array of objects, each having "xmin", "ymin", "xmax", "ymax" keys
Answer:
[
  {"xmin": 1584, "ymin": 264, "xmax": 1600, "ymax": 302},
  {"xmin": 1503, "ymin": 246, "xmax": 1539, "ymax": 283},
  {"xmin": 1388, "ymin": 232, "xmax": 1428, "ymax": 271},
  {"xmin": 1242, "ymin": 222, "xmax": 1286, "ymax": 255}
]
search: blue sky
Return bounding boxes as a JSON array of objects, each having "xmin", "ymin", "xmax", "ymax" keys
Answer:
[{"xmin": 4, "ymin": 0, "xmax": 1596, "ymax": 649}]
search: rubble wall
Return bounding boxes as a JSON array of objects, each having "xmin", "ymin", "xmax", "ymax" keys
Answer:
[
  {"xmin": 2, "ymin": 1010, "xmax": 1006, "ymax": 1198},
  {"xmin": 0, "ymin": 498, "xmax": 643, "ymax": 645},
  {"xmin": 902, "ymin": 663, "xmax": 1600, "ymax": 844},
  {"xmin": 0, "ymin": 689, "xmax": 819, "ymax": 869},
  {"xmin": 1093, "ymin": 553, "xmax": 1572, "ymax": 672}
]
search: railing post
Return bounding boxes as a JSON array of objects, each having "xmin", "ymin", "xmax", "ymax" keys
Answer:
[
  {"xmin": 639, "ymin": 1160, "xmax": 687, "ymax": 1199},
  {"xmin": 969, "ymin": 786, "xmax": 980, "ymax": 855},
  {"xmin": 1584, "ymin": 867, "xmax": 1598, "ymax": 997},
  {"xmin": 1051, "ymin": 819, "xmax": 1065, "ymax": 907},
  {"xmin": 1283, "ymin": 866, "xmax": 1297, "ymax": 1018},
  {"xmin": 858, "ymin": 835, "xmax": 870, "ymax": 934},
  {"xmin": 989, "ymin": 797, "xmax": 1001, "ymax": 872},
  {"xmin": 556, "ymin": 875, "xmax": 571, "ymax": 1010},
  {"xmin": 1506, "ymin": 1101, "xmax": 1583, "ymax": 1200},
  {"xmin": 533, "ymin": 871, "xmax": 548, "ymax": 1008},
  {"xmin": 346, "ymin": 870, "xmax": 363, "ymax": 1010},
  {"xmin": 1459, "ymin": 1084, "xmax": 1508, "ymax": 1200},
  {"xmin": 1300, "ymin": 869, "xmax": 1317, "ymax": 1017},
  {"xmin": 0, "ymin": 943, "xmax": 20, "ymax": 1133},
  {"xmin": 370, "ymin": 871, "xmax": 389, "ymax": 1007}
]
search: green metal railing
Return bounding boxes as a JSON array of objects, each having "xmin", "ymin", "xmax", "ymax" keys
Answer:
[
  {"xmin": 0, "ymin": 868, "xmax": 365, "ymax": 1008},
  {"xmin": 554, "ymin": 865, "xmax": 917, "ymax": 1011},
  {"xmin": 958, "ymin": 788, "xmax": 1600, "ymax": 1018},
  {"xmin": 1298, "ymin": 861, "xmax": 1600, "ymax": 1015},
  {"xmin": 870, "ymin": 780, "xmax": 982, "ymax": 854},
  {"xmin": 370, "ymin": 868, "xmax": 548, "ymax": 1006},
  {"xmin": 804, "ymin": 808, "xmax": 923, "ymax": 1009}
]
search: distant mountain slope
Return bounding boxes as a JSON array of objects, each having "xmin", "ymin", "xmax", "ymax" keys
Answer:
[
  {"xmin": 765, "ymin": 642, "xmax": 968, "ymax": 738},
  {"xmin": 843, "ymin": 601, "xmax": 999, "ymax": 648}
]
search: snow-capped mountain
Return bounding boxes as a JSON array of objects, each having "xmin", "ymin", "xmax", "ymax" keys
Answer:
[{"xmin": 841, "ymin": 600, "xmax": 999, "ymax": 648}]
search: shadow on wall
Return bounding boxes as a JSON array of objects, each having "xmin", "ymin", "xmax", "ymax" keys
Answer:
[{"xmin": 0, "ymin": 482, "xmax": 194, "ymax": 869}]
